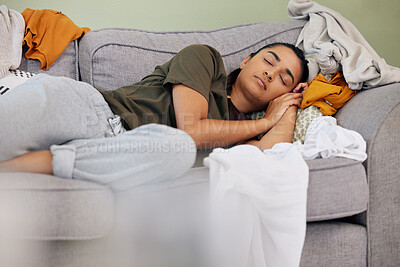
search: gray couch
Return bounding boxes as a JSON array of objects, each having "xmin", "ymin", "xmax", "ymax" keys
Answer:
[{"xmin": 1, "ymin": 20, "xmax": 399, "ymax": 267}]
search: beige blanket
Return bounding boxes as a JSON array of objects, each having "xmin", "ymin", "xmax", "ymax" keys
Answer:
[
  {"xmin": 288, "ymin": 0, "xmax": 400, "ymax": 89},
  {"xmin": 0, "ymin": 5, "xmax": 24, "ymax": 79}
]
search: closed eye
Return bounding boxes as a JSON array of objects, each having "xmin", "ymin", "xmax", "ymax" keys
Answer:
[
  {"xmin": 279, "ymin": 75, "xmax": 287, "ymax": 86},
  {"xmin": 264, "ymin": 59, "xmax": 272, "ymax": 65}
]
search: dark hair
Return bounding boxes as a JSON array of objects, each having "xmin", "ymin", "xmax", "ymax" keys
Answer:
[{"xmin": 227, "ymin": 42, "xmax": 309, "ymax": 90}]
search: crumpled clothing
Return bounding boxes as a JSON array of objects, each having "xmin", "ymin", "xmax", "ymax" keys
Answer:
[
  {"xmin": 0, "ymin": 5, "xmax": 25, "ymax": 78},
  {"xmin": 301, "ymin": 72, "xmax": 357, "ymax": 115},
  {"xmin": 22, "ymin": 8, "xmax": 90, "ymax": 70},
  {"xmin": 268, "ymin": 116, "xmax": 367, "ymax": 162},
  {"xmin": 288, "ymin": 0, "xmax": 400, "ymax": 89},
  {"xmin": 317, "ymin": 42, "xmax": 343, "ymax": 74}
]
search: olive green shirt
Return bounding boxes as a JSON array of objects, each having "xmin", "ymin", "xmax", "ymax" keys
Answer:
[{"xmin": 99, "ymin": 44, "xmax": 229, "ymax": 130}]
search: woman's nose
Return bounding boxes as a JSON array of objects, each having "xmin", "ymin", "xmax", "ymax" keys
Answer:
[{"xmin": 264, "ymin": 71, "xmax": 273, "ymax": 82}]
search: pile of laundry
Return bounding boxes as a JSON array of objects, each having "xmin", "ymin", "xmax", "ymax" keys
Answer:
[
  {"xmin": 288, "ymin": 0, "xmax": 400, "ymax": 89},
  {"xmin": 0, "ymin": 5, "xmax": 90, "ymax": 93}
]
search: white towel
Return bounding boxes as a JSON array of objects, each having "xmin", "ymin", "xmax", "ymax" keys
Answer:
[
  {"xmin": 288, "ymin": 0, "xmax": 400, "ymax": 89},
  {"xmin": 204, "ymin": 144, "xmax": 308, "ymax": 267},
  {"xmin": 0, "ymin": 5, "xmax": 25, "ymax": 79}
]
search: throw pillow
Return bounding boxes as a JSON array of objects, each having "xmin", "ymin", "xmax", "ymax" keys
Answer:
[{"xmin": 292, "ymin": 106, "xmax": 323, "ymax": 143}]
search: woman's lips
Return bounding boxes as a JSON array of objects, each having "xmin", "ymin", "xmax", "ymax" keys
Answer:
[{"xmin": 255, "ymin": 76, "xmax": 266, "ymax": 90}]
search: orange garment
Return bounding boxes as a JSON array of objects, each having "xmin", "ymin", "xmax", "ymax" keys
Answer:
[
  {"xmin": 22, "ymin": 8, "xmax": 90, "ymax": 70},
  {"xmin": 301, "ymin": 72, "xmax": 357, "ymax": 115}
]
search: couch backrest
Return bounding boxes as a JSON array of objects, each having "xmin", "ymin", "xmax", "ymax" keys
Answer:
[
  {"xmin": 19, "ymin": 40, "xmax": 80, "ymax": 80},
  {"xmin": 78, "ymin": 20, "xmax": 306, "ymax": 91}
]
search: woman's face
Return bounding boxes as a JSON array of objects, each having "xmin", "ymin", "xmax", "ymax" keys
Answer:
[{"xmin": 234, "ymin": 45, "xmax": 302, "ymax": 112}]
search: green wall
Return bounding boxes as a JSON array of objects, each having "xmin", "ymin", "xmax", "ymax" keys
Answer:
[{"xmin": 4, "ymin": 0, "xmax": 400, "ymax": 67}]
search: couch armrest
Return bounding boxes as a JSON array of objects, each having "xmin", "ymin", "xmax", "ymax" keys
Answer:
[{"xmin": 335, "ymin": 83, "xmax": 400, "ymax": 267}]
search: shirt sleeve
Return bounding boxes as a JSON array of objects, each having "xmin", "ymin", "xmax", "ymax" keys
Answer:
[{"xmin": 163, "ymin": 44, "xmax": 224, "ymax": 102}]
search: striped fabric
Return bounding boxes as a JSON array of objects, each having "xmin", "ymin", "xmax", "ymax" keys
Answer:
[
  {"xmin": 0, "ymin": 85, "xmax": 9, "ymax": 95},
  {"xmin": 0, "ymin": 69, "xmax": 35, "ymax": 95}
]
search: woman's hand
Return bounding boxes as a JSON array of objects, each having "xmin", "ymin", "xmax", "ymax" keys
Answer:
[
  {"xmin": 293, "ymin": 82, "xmax": 309, "ymax": 94},
  {"xmin": 262, "ymin": 92, "xmax": 302, "ymax": 127}
]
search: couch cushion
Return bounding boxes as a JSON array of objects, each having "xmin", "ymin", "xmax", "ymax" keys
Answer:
[
  {"xmin": 193, "ymin": 155, "xmax": 368, "ymax": 221},
  {"xmin": 0, "ymin": 156, "xmax": 367, "ymax": 241},
  {"xmin": 300, "ymin": 221, "xmax": 367, "ymax": 266},
  {"xmin": 0, "ymin": 172, "xmax": 113, "ymax": 240},
  {"xmin": 305, "ymin": 158, "xmax": 368, "ymax": 221},
  {"xmin": 78, "ymin": 20, "xmax": 306, "ymax": 91},
  {"xmin": 19, "ymin": 40, "xmax": 79, "ymax": 80},
  {"xmin": 118, "ymin": 158, "xmax": 367, "ymax": 225}
]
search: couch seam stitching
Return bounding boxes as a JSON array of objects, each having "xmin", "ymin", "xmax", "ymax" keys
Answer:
[
  {"xmin": 307, "ymin": 160, "xmax": 361, "ymax": 171},
  {"xmin": 90, "ymin": 21, "xmax": 305, "ymax": 34},
  {"xmin": 90, "ymin": 26, "xmax": 303, "ymax": 58},
  {"xmin": 0, "ymin": 188, "xmax": 111, "ymax": 192},
  {"xmin": 308, "ymin": 204, "xmax": 368, "ymax": 222}
]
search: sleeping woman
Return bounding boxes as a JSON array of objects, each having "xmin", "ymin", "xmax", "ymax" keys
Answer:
[{"xmin": 0, "ymin": 43, "xmax": 308, "ymax": 190}]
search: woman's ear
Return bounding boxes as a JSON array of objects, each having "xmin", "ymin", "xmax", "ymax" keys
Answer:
[{"xmin": 240, "ymin": 55, "xmax": 252, "ymax": 69}]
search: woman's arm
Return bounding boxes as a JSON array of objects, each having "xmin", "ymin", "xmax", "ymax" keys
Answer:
[
  {"xmin": 172, "ymin": 84, "xmax": 301, "ymax": 149},
  {"xmin": 246, "ymin": 105, "xmax": 297, "ymax": 150}
]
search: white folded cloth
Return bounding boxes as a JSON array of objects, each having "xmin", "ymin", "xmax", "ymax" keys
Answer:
[
  {"xmin": 0, "ymin": 5, "xmax": 25, "ymax": 79},
  {"xmin": 288, "ymin": 0, "xmax": 400, "ymax": 89},
  {"xmin": 204, "ymin": 144, "xmax": 308, "ymax": 267}
]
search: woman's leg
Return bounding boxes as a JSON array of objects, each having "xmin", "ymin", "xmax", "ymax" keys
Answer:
[
  {"xmin": 53, "ymin": 124, "xmax": 196, "ymax": 191},
  {"xmin": 0, "ymin": 150, "xmax": 52, "ymax": 174},
  {"xmin": 0, "ymin": 74, "xmax": 115, "ymax": 161},
  {"xmin": 2, "ymin": 124, "xmax": 196, "ymax": 191}
]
